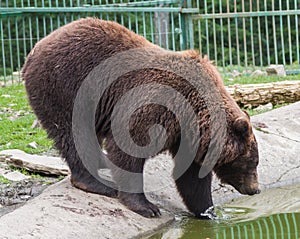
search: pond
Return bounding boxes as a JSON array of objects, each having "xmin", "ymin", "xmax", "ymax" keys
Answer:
[{"xmin": 149, "ymin": 183, "xmax": 300, "ymax": 239}]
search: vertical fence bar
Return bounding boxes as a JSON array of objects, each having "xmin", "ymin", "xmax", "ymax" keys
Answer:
[
  {"xmin": 49, "ymin": 0, "xmax": 54, "ymax": 32},
  {"xmin": 249, "ymin": 0, "xmax": 255, "ymax": 68},
  {"xmin": 257, "ymin": 0, "xmax": 263, "ymax": 67},
  {"xmin": 28, "ymin": 16, "xmax": 33, "ymax": 50},
  {"xmin": 295, "ymin": 0, "xmax": 300, "ymax": 65},
  {"xmin": 264, "ymin": 0, "xmax": 270, "ymax": 66},
  {"xmin": 179, "ymin": 0, "xmax": 187, "ymax": 50},
  {"xmin": 63, "ymin": 0, "xmax": 67, "ymax": 25},
  {"xmin": 35, "ymin": 0, "xmax": 40, "ymax": 42},
  {"xmin": 135, "ymin": 12, "xmax": 139, "ymax": 34},
  {"xmin": 187, "ymin": 0, "xmax": 194, "ymax": 49},
  {"xmin": 197, "ymin": 18, "xmax": 202, "ymax": 55},
  {"xmin": 204, "ymin": 0, "xmax": 210, "ymax": 58},
  {"xmin": 142, "ymin": 12, "xmax": 146, "ymax": 38},
  {"xmin": 171, "ymin": 12, "xmax": 175, "ymax": 50},
  {"xmin": 242, "ymin": 0, "xmax": 247, "ymax": 68},
  {"xmin": 219, "ymin": 0, "xmax": 225, "ymax": 71},
  {"xmin": 15, "ymin": 18, "xmax": 21, "ymax": 78},
  {"xmin": 165, "ymin": 17, "xmax": 169, "ymax": 50},
  {"xmin": 42, "ymin": 0, "xmax": 47, "ymax": 37},
  {"xmin": 0, "ymin": 19, "xmax": 6, "ymax": 82},
  {"xmin": 212, "ymin": 0, "xmax": 217, "ymax": 62},
  {"xmin": 128, "ymin": 13, "xmax": 132, "ymax": 30},
  {"xmin": 56, "ymin": 0, "xmax": 61, "ymax": 28},
  {"xmin": 70, "ymin": 0, "xmax": 74, "ymax": 22},
  {"xmin": 22, "ymin": 18, "xmax": 27, "ymax": 69},
  {"xmin": 272, "ymin": 0, "xmax": 278, "ymax": 64},
  {"xmin": 227, "ymin": 0, "xmax": 232, "ymax": 69},
  {"xmin": 7, "ymin": 18, "xmax": 14, "ymax": 81},
  {"xmin": 234, "ymin": 0, "xmax": 240, "ymax": 69},
  {"xmin": 157, "ymin": 12, "xmax": 162, "ymax": 46},
  {"xmin": 287, "ymin": 0, "xmax": 292, "ymax": 65},
  {"xmin": 279, "ymin": 0, "xmax": 286, "ymax": 65},
  {"xmin": 150, "ymin": 12, "xmax": 154, "ymax": 43}
]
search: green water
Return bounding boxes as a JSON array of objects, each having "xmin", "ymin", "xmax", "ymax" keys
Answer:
[{"xmin": 149, "ymin": 184, "xmax": 300, "ymax": 239}]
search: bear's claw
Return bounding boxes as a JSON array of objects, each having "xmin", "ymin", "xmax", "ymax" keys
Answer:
[{"xmin": 119, "ymin": 192, "xmax": 161, "ymax": 218}]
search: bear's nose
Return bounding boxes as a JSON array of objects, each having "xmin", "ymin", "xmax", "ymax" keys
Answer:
[
  {"xmin": 247, "ymin": 188, "xmax": 260, "ymax": 195},
  {"xmin": 255, "ymin": 189, "xmax": 261, "ymax": 194}
]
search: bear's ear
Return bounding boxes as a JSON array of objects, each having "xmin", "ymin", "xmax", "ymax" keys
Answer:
[{"xmin": 233, "ymin": 117, "xmax": 250, "ymax": 137}]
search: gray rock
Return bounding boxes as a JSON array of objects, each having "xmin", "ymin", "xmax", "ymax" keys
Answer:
[
  {"xmin": 2, "ymin": 171, "xmax": 30, "ymax": 181},
  {"xmin": 254, "ymin": 103, "xmax": 273, "ymax": 112},
  {"xmin": 0, "ymin": 178, "xmax": 174, "ymax": 239},
  {"xmin": 251, "ymin": 70, "xmax": 267, "ymax": 76},
  {"xmin": 0, "ymin": 149, "xmax": 69, "ymax": 176},
  {"xmin": 27, "ymin": 141, "xmax": 38, "ymax": 149},
  {"xmin": 266, "ymin": 64, "xmax": 286, "ymax": 77},
  {"xmin": 230, "ymin": 70, "xmax": 241, "ymax": 78}
]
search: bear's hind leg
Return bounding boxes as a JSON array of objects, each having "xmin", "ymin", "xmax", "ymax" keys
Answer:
[
  {"xmin": 70, "ymin": 167, "xmax": 118, "ymax": 198},
  {"xmin": 106, "ymin": 137, "xmax": 161, "ymax": 218},
  {"xmin": 61, "ymin": 136, "xmax": 118, "ymax": 198}
]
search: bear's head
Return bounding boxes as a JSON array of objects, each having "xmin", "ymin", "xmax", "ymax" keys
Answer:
[{"xmin": 214, "ymin": 112, "xmax": 260, "ymax": 196}]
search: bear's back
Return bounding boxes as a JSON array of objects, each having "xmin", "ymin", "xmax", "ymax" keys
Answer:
[
  {"xmin": 23, "ymin": 18, "xmax": 159, "ymax": 122},
  {"xmin": 23, "ymin": 18, "xmax": 156, "ymax": 88}
]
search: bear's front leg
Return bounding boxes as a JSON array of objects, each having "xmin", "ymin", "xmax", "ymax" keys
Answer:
[
  {"xmin": 174, "ymin": 161, "xmax": 213, "ymax": 218},
  {"xmin": 106, "ymin": 136, "xmax": 161, "ymax": 218}
]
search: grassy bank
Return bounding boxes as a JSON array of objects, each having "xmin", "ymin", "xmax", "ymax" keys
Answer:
[
  {"xmin": 0, "ymin": 84, "xmax": 53, "ymax": 154},
  {"xmin": 223, "ymin": 74, "xmax": 300, "ymax": 86}
]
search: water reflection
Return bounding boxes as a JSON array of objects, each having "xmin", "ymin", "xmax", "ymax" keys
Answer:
[
  {"xmin": 216, "ymin": 212, "xmax": 299, "ymax": 239},
  {"xmin": 150, "ymin": 212, "xmax": 300, "ymax": 239},
  {"xmin": 149, "ymin": 183, "xmax": 300, "ymax": 239}
]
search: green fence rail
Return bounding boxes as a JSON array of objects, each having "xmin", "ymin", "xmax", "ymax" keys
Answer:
[{"xmin": 0, "ymin": 0, "xmax": 299, "ymax": 83}]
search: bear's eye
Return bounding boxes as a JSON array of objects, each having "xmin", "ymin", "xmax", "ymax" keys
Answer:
[{"xmin": 233, "ymin": 117, "xmax": 249, "ymax": 137}]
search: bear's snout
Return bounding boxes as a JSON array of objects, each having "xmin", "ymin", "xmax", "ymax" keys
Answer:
[
  {"xmin": 245, "ymin": 188, "xmax": 261, "ymax": 196},
  {"xmin": 237, "ymin": 182, "xmax": 260, "ymax": 196}
]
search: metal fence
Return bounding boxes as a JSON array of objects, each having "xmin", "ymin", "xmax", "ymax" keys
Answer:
[
  {"xmin": 194, "ymin": 0, "xmax": 300, "ymax": 72},
  {"xmin": 0, "ymin": 0, "xmax": 299, "ymax": 83}
]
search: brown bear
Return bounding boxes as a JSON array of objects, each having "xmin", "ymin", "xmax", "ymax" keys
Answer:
[{"xmin": 22, "ymin": 17, "xmax": 260, "ymax": 218}]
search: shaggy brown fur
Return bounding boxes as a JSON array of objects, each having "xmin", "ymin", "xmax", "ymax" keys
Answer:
[{"xmin": 23, "ymin": 18, "xmax": 260, "ymax": 218}]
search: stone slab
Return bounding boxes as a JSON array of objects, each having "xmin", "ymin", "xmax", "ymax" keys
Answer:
[
  {"xmin": 0, "ymin": 149, "xmax": 69, "ymax": 176},
  {"xmin": 2, "ymin": 171, "xmax": 30, "ymax": 181},
  {"xmin": 0, "ymin": 178, "xmax": 173, "ymax": 239}
]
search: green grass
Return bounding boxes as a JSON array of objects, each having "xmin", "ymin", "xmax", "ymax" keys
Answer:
[
  {"xmin": 8, "ymin": 166, "xmax": 45, "ymax": 179},
  {"xmin": 0, "ymin": 84, "xmax": 54, "ymax": 154},
  {"xmin": 223, "ymin": 74, "xmax": 300, "ymax": 86},
  {"xmin": 0, "ymin": 175, "xmax": 10, "ymax": 184},
  {"xmin": 243, "ymin": 103, "xmax": 289, "ymax": 117}
]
